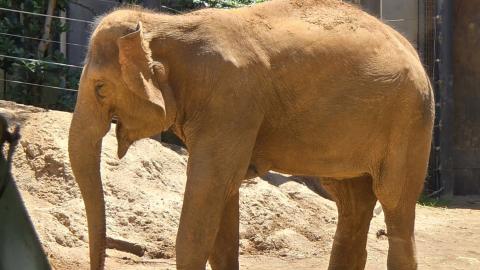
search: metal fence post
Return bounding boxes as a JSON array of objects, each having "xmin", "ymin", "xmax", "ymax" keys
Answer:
[{"xmin": 436, "ymin": 0, "xmax": 454, "ymax": 197}]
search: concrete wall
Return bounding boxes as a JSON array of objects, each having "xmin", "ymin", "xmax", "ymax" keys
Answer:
[
  {"xmin": 381, "ymin": 0, "xmax": 419, "ymax": 48},
  {"xmin": 359, "ymin": 0, "xmax": 419, "ymax": 48},
  {"xmin": 452, "ymin": 1, "xmax": 480, "ymax": 195},
  {"xmin": 67, "ymin": 0, "xmax": 119, "ymax": 65}
]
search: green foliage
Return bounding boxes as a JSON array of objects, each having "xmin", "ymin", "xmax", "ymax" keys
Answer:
[
  {"xmin": 154, "ymin": 0, "xmax": 266, "ymax": 11},
  {"xmin": 192, "ymin": 0, "xmax": 266, "ymax": 8},
  {"xmin": 418, "ymin": 194, "xmax": 449, "ymax": 207},
  {"xmin": 0, "ymin": 0, "xmax": 79, "ymax": 111}
]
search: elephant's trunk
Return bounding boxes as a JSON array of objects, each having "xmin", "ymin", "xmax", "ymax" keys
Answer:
[{"xmin": 68, "ymin": 87, "xmax": 111, "ymax": 270}]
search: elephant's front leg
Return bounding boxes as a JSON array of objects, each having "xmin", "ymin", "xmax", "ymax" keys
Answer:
[
  {"xmin": 175, "ymin": 127, "xmax": 259, "ymax": 269},
  {"xmin": 175, "ymin": 168, "xmax": 236, "ymax": 269},
  {"xmin": 176, "ymin": 158, "xmax": 249, "ymax": 269},
  {"xmin": 208, "ymin": 192, "xmax": 240, "ymax": 270}
]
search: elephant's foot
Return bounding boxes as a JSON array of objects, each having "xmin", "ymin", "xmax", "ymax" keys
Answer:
[
  {"xmin": 175, "ymin": 262, "xmax": 207, "ymax": 270},
  {"xmin": 382, "ymin": 203, "xmax": 418, "ymax": 270},
  {"xmin": 385, "ymin": 235, "xmax": 418, "ymax": 270},
  {"xmin": 209, "ymin": 258, "xmax": 239, "ymax": 270},
  {"xmin": 208, "ymin": 193, "xmax": 240, "ymax": 270},
  {"xmin": 327, "ymin": 244, "xmax": 368, "ymax": 270}
]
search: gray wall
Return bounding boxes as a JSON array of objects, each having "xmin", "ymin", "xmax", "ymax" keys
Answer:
[
  {"xmin": 452, "ymin": 1, "xmax": 480, "ymax": 195},
  {"xmin": 67, "ymin": 0, "xmax": 120, "ymax": 65},
  {"xmin": 358, "ymin": 0, "xmax": 419, "ymax": 48},
  {"xmin": 381, "ymin": 0, "xmax": 419, "ymax": 48}
]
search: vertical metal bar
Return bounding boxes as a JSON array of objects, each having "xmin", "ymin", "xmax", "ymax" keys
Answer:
[
  {"xmin": 380, "ymin": 0, "xmax": 383, "ymax": 20},
  {"xmin": 3, "ymin": 71, "xmax": 6, "ymax": 100},
  {"xmin": 418, "ymin": 0, "xmax": 426, "ymax": 58},
  {"xmin": 60, "ymin": 11, "xmax": 67, "ymax": 56},
  {"xmin": 436, "ymin": 0, "xmax": 454, "ymax": 197}
]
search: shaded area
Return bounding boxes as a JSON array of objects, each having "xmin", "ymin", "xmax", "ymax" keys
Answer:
[
  {"xmin": 260, "ymin": 172, "xmax": 332, "ymax": 201},
  {"xmin": 452, "ymin": 1, "xmax": 480, "ymax": 195},
  {"xmin": 0, "ymin": 114, "xmax": 51, "ymax": 270}
]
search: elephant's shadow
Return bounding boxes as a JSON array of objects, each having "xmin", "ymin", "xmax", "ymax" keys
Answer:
[{"xmin": 260, "ymin": 172, "xmax": 333, "ymax": 201}]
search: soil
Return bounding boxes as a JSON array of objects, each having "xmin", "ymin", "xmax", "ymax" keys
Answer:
[{"xmin": 1, "ymin": 100, "xmax": 479, "ymax": 270}]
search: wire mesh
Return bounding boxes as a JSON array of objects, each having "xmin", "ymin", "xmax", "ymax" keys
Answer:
[{"xmin": 0, "ymin": 7, "xmax": 93, "ymax": 24}]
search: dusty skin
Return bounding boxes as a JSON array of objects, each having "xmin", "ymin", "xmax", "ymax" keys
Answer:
[
  {"xmin": 2, "ymin": 101, "xmax": 478, "ymax": 270},
  {"xmin": 68, "ymin": 0, "xmax": 434, "ymax": 269}
]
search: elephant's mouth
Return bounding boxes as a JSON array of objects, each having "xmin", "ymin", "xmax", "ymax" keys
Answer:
[{"xmin": 115, "ymin": 120, "xmax": 133, "ymax": 159}]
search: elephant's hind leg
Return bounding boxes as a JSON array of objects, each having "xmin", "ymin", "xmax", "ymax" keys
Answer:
[
  {"xmin": 374, "ymin": 158, "xmax": 427, "ymax": 270},
  {"xmin": 322, "ymin": 176, "xmax": 377, "ymax": 270},
  {"xmin": 208, "ymin": 192, "xmax": 240, "ymax": 270},
  {"xmin": 380, "ymin": 199, "xmax": 419, "ymax": 270},
  {"xmin": 373, "ymin": 121, "xmax": 432, "ymax": 270}
]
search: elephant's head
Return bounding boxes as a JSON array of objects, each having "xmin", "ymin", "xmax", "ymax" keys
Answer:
[{"xmin": 68, "ymin": 19, "xmax": 176, "ymax": 269}]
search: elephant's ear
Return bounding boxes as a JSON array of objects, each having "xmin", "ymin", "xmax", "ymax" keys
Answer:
[{"xmin": 117, "ymin": 22, "xmax": 166, "ymax": 116}]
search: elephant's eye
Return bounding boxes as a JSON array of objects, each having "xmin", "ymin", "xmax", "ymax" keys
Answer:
[{"xmin": 95, "ymin": 82, "xmax": 106, "ymax": 99}]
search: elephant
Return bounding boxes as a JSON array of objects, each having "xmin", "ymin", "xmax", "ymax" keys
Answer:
[{"xmin": 68, "ymin": 0, "xmax": 434, "ymax": 269}]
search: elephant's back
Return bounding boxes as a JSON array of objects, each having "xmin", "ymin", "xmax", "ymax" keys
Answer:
[
  {"xmin": 187, "ymin": 0, "xmax": 421, "ymax": 78},
  {"xmin": 179, "ymin": 0, "xmax": 432, "ymax": 107}
]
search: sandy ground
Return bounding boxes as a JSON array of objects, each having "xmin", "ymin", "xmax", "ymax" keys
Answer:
[
  {"xmin": 77, "ymin": 200, "xmax": 480, "ymax": 270},
  {"xmin": 1, "ymin": 100, "xmax": 479, "ymax": 270}
]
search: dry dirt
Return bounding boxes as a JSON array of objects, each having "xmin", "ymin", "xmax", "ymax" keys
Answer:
[{"xmin": 1, "ymin": 100, "xmax": 479, "ymax": 270}]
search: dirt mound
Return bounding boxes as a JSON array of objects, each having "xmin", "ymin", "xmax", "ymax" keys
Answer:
[{"xmin": 0, "ymin": 101, "xmax": 338, "ymax": 269}]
